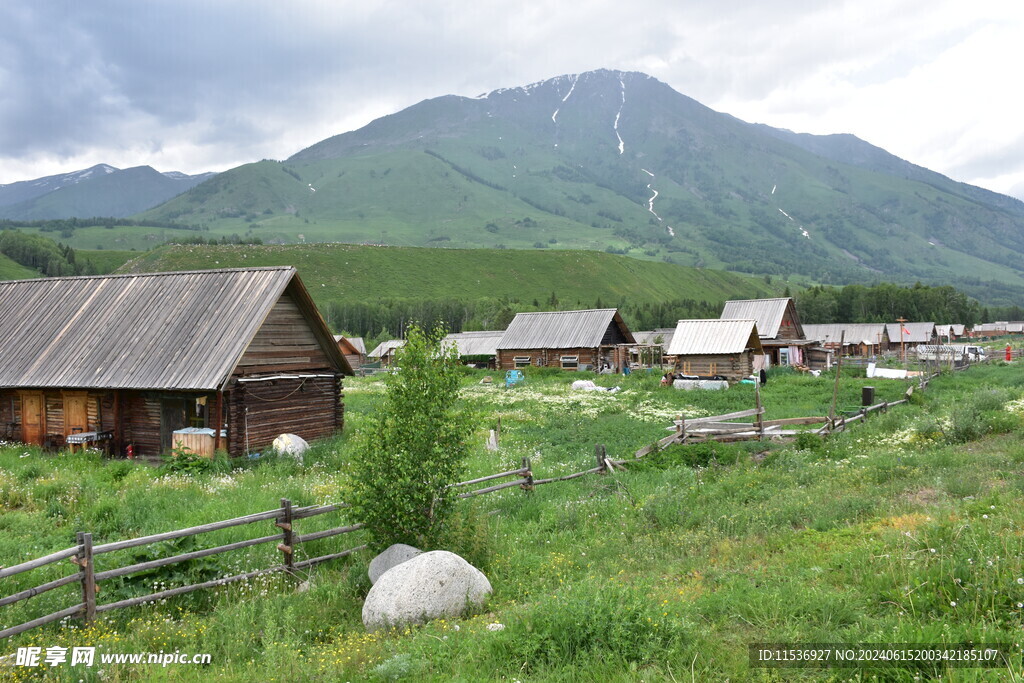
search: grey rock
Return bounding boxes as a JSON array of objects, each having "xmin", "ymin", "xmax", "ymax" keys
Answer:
[
  {"xmin": 368, "ymin": 543, "xmax": 422, "ymax": 585},
  {"xmin": 362, "ymin": 551, "xmax": 492, "ymax": 631}
]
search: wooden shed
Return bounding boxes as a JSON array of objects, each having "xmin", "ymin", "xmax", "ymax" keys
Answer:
[
  {"xmin": 496, "ymin": 309, "xmax": 635, "ymax": 372},
  {"xmin": 367, "ymin": 339, "xmax": 405, "ymax": 366},
  {"xmin": 804, "ymin": 323, "xmax": 889, "ymax": 357},
  {"xmin": 442, "ymin": 331, "xmax": 504, "ymax": 368},
  {"xmin": 721, "ymin": 298, "xmax": 813, "ymax": 368},
  {"xmin": 0, "ymin": 267, "xmax": 351, "ymax": 458},
  {"xmin": 884, "ymin": 322, "xmax": 937, "ymax": 352},
  {"xmin": 335, "ymin": 335, "xmax": 366, "ymax": 373},
  {"xmin": 665, "ymin": 319, "xmax": 763, "ymax": 381}
]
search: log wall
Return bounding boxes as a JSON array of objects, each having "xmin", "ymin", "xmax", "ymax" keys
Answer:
[
  {"xmin": 225, "ymin": 376, "xmax": 342, "ymax": 458},
  {"xmin": 674, "ymin": 352, "xmax": 754, "ymax": 381}
]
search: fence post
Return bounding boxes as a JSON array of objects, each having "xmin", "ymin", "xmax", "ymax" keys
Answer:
[
  {"xmin": 277, "ymin": 499, "xmax": 295, "ymax": 579},
  {"xmin": 521, "ymin": 457, "xmax": 533, "ymax": 492},
  {"xmin": 754, "ymin": 381, "xmax": 764, "ymax": 440},
  {"xmin": 595, "ymin": 444, "xmax": 607, "ymax": 474},
  {"xmin": 76, "ymin": 532, "xmax": 96, "ymax": 625}
]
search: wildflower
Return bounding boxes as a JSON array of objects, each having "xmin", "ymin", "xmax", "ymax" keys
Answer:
[{"xmin": 951, "ymin": 601, "xmax": 957, "ymax": 607}]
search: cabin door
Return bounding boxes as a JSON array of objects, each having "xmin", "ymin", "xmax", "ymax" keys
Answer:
[
  {"xmin": 63, "ymin": 392, "xmax": 89, "ymax": 437},
  {"xmin": 160, "ymin": 398, "xmax": 190, "ymax": 454},
  {"xmin": 20, "ymin": 392, "xmax": 45, "ymax": 446}
]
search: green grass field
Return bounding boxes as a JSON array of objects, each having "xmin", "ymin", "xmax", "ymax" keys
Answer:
[
  {"xmin": 116, "ymin": 243, "xmax": 781, "ymax": 308},
  {"xmin": 3, "ymin": 364, "xmax": 1024, "ymax": 680}
]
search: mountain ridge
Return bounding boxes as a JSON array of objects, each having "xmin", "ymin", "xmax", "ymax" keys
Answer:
[{"xmin": 0, "ymin": 165, "xmax": 216, "ymax": 220}]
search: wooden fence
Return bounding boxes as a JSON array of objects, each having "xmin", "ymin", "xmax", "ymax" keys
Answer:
[{"xmin": 1, "ymin": 371, "xmax": 944, "ymax": 641}]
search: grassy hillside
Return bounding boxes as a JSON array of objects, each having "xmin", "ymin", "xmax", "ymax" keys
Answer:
[
  {"xmin": 76, "ymin": 249, "xmax": 140, "ymax": 274},
  {"xmin": 117, "ymin": 243, "xmax": 782, "ymax": 307},
  {"xmin": 0, "ymin": 252, "xmax": 38, "ymax": 279}
]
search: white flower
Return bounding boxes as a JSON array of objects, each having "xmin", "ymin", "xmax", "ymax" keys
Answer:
[
  {"xmin": 486, "ymin": 623, "xmax": 505, "ymax": 631},
  {"xmin": 951, "ymin": 601, "xmax": 957, "ymax": 607}
]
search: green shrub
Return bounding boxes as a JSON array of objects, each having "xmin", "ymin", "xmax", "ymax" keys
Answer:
[{"xmin": 350, "ymin": 324, "xmax": 473, "ymax": 550}]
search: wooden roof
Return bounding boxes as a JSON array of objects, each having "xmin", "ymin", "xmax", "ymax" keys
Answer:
[
  {"xmin": 803, "ymin": 323, "xmax": 888, "ymax": 346},
  {"xmin": 442, "ymin": 331, "xmax": 504, "ymax": 357},
  {"xmin": 0, "ymin": 267, "xmax": 351, "ymax": 391},
  {"xmin": 497, "ymin": 309, "xmax": 635, "ymax": 349},
  {"xmin": 666, "ymin": 319, "xmax": 763, "ymax": 356},
  {"xmin": 885, "ymin": 322, "xmax": 936, "ymax": 344},
  {"xmin": 720, "ymin": 298, "xmax": 801, "ymax": 339},
  {"xmin": 368, "ymin": 339, "xmax": 405, "ymax": 358}
]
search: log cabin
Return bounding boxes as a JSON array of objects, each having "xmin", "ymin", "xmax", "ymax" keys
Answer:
[
  {"xmin": 720, "ymin": 298, "xmax": 814, "ymax": 368},
  {"xmin": 665, "ymin": 319, "xmax": 763, "ymax": 382},
  {"xmin": 0, "ymin": 267, "xmax": 351, "ymax": 458},
  {"xmin": 803, "ymin": 323, "xmax": 889, "ymax": 357},
  {"xmin": 496, "ymin": 309, "xmax": 635, "ymax": 371},
  {"xmin": 441, "ymin": 331, "xmax": 504, "ymax": 368},
  {"xmin": 335, "ymin": 335, "xmax": 366, "ymax": 373}
]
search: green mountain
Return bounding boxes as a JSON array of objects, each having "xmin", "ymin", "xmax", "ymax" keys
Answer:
[
  {"xmin": 130, "ymin": 69, "xmax": 1024, "ymax": 297},
  {"xmin": 0, "ymin": 165, "xmax": 215, "ymax": 220}
]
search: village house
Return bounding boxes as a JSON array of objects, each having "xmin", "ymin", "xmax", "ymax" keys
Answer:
[
  {"xmin": 884, "ymin": 322, "xmax": 937, "ymax": 353},
  {"xmin": 334, "ymin": 335, "xmax": 366, "ymax": 373},
  {"xmin": 441, "ymin": 330, "xmax": 504, "ymax": 368},
  {"xmin": 934, "ymin": 324, "xmax": 966, "ymax": 342},
  {"xmin": 665, "ymin": 319, "xmax": 763, "ymax": 382},
  {"xmin": 803, "ymin": 323, "xmax": 889, "ymax": 357},
  {"xmin": 0, "ymin": 267, "xmax": 351, "ymax": 458},
  {"xmin": 720, "ymin": 298, "xmax": 815, "ymax": 368},
  {"xmin": 496, "ymin": 309, "xmax": 635, "ymax": 371},
  {"xmin": 367, "ymin": 339, "xmax": 405, "ymax": 366}
]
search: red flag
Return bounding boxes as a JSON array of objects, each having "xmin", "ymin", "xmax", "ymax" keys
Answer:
[{"xmin": 902, "ymin": 326, "xmax": 910, "ymax": 335}]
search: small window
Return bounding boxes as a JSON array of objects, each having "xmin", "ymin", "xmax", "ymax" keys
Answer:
[
  {"xmin": 561, "ymin": 355, "xmax": 579, "ymax": 370},
  {"xmin": 513, "ymin": 356, "xmax": 531, "ymax": 368}
]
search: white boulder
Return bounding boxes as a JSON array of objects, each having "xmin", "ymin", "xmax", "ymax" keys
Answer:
[
  {"xmin": 368, "ymin": 543, "xmax": 422, "ymax": 585},
  {"xmin": 362, "ymin": 551, "xmax": 492, "ymax": 631},
  {"xmin": 271, "ymin": 433, "xmax": 308, "ymax": 459}
]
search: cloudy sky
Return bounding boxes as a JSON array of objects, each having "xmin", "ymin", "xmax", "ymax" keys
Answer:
[{"xmin": 2, "ymin": 1, "xmax": 1022, "ymax": 197}]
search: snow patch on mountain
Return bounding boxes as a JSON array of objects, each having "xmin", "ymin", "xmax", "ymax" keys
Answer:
[{"xmin": 614, "ymin": 78, "xmax": 626, "ymax": 155}]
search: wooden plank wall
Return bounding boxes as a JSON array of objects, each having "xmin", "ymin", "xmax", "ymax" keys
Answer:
[
  {"xmin": 235, "ymin": 294, "xmax": 332, "ymax": 376},
  {"xmin": 0, "ymin": 390, "xmax": 106, "ymax": 445},
  {"xmin": 498, "ymin": 348, "xmax": 600, "ymax": 371},
  {"xmin": 123, "ymin": 393, "xmax": 163, "ymax": 457},
  {"xmin": 674, "ymin": 352, "xmax": 753, "ymax": 381},
  {"xmin": 225, "ymin": 376, "xmax": 341, "ymax": 458}
]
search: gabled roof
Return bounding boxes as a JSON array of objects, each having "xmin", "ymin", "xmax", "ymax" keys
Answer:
[
  {"xmin": 666, "ymin": 319, "xmax": 763, "ymax": 356},
  {"xmin": 0, "ymin": 267, "xmax": 351, "ymax": 391},
  {"xmin": 934, "ymin": 324, "xmax": 966, "ymax": 337},
  {"xmin": 348, "ymin": 337, "xmax": 367, "ymax": 355},
  {"xmin": 632, "ymin": 329, "xmax": 676, "ymax": 347},
  {"xmin": 442, "ymin": 331, "xmax": 504, "ymax": 357},
  {"xmin": 335, "ymin": 335, "xmax": 366, "ymax": 357},
  {"xmin": 720, "ymin": 298, "xmax": 799, "ymax": 339},
  {"xmin": 803, "ymin": 323, "xmax": 888, "ymax": 346},
  {"xmin": 496, "ymin": 309, "xmax": 635, "ymax": 350},
  {"xmin": 368, "ymin": 339, "xmax": 405, "ymax": 358},
  {"xmin": 885, "ymin": 322, "xmax": 936, "ymax": 344}
]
